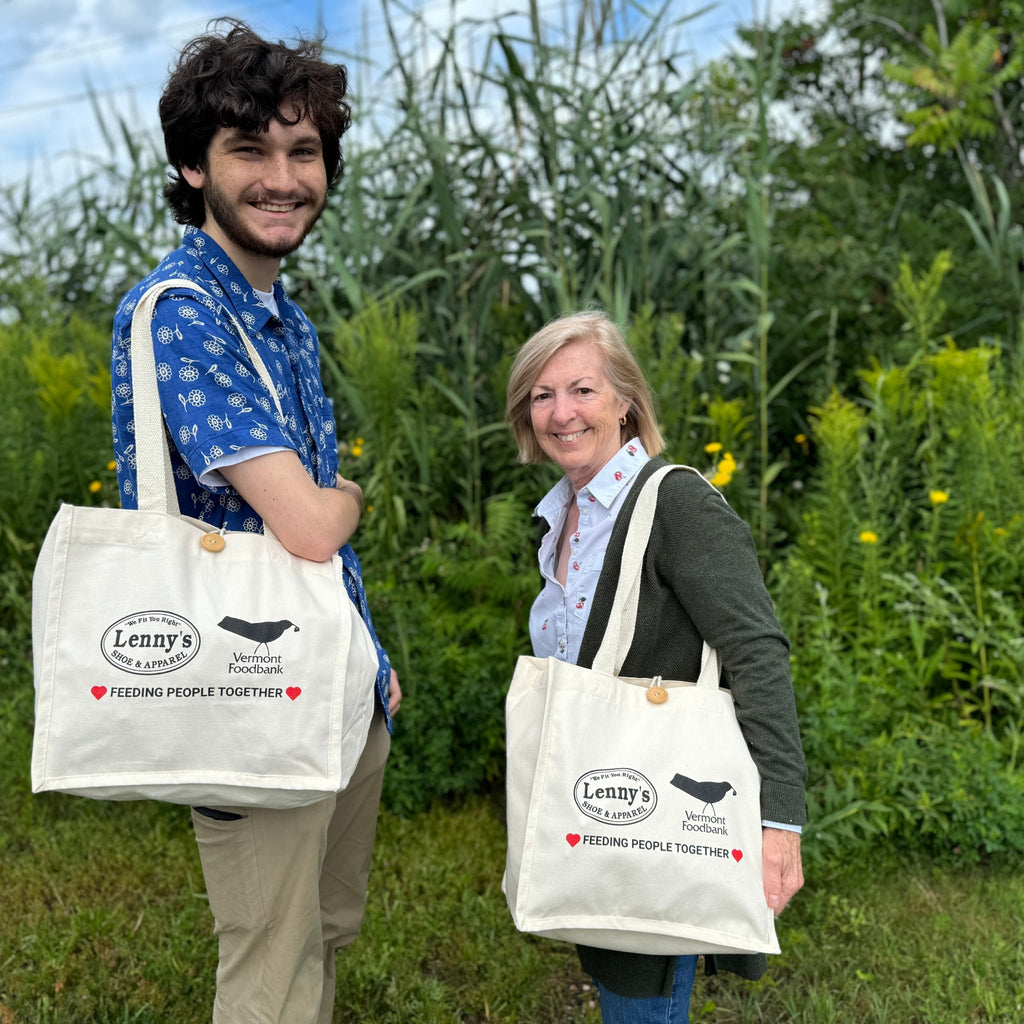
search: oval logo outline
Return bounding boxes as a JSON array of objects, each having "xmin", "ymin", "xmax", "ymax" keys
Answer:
[
  {"xmin": 573, "ymin": 767, "xmax": 658, "ymax": 825},
  {"xmin": 100, "ymin": 609, "xmax": 201, "ymax": 675}
]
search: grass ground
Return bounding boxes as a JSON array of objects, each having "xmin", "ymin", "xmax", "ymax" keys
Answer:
[{"xmin": 1, "ymin": 784, "xmax": 1022, "ymax": 1023}]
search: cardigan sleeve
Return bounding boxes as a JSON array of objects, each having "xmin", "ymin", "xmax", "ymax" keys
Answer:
[
  {"xmin": 648, "ymin": 472, "xmax": 807, "ymax": 825},
  {"xmin": 580, "ymin": 461, "xmax": 807, "ymax": 826}
]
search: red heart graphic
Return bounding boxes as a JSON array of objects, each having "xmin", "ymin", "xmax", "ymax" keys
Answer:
[
  {"xmin": 731, "ymin": 849, "xmax": 743, "ymax": 862},
  {"xmin": 91, "ymin": 686, "xmax": 107, "ymax": 701},
  {"xmin": 566, "ymin": 833, "xmax": 581, "ymax": 848},
  {"xmin": 286, "ymin": 687, "xmax": 302, "ymax": 701}
]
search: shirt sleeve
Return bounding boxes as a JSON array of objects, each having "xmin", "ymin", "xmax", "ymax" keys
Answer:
[
  {"xmin": 198, "ymin": 446, "xmax": 290, "ymax": 487},
  {"xmin": 148, "ymin": 291, "xmax": 297, "ymax": 490}
]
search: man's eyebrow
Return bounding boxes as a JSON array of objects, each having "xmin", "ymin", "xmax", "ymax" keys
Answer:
[
  {"xmin": 218, "ymin": 127, "xmax": 323, "ymax": 148},
  {"xmin": 219, "ymin": 127, "xmax": 263, "ymax": 144}
]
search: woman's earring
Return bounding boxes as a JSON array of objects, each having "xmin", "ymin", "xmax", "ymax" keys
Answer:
[{"xmin": 619, "ymin": 415, "xmax": 627, "ymax": 426}]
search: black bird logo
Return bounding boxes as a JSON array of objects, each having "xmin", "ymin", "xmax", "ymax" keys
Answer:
[
  {"xmin": 218, "ymin": 616, "xmax": 300, "ymax": 654},
  {"xmin": 670, "ymin": 774, "xmax": 737, "ymax": 814}
]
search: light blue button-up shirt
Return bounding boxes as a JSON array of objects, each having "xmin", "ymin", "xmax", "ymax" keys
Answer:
[{"xmin": 530, "ymin": 439, "xmax": 649, "ymax": 663}]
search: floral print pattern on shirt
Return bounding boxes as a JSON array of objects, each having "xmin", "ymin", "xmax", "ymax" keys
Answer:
[{"xmin": 110, "ymin": 227, "xmax": 392, "ymax": 721}]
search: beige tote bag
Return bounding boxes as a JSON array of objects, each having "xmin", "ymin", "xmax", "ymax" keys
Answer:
[
  {"xmin": 503, "ymin": 465, "xmax": 779, "ymax": 955},
  {"xmin": 31, "ymin": 280, "xmax": 379, "ymax": 808}
]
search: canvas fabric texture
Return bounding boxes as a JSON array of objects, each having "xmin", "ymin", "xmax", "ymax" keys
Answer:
[
  {"xmin": 31, "ymin": 280, "xmax": 379, "ymax": 808},
  {"xmin": 503, "ymin": 465, "xmax": 780, "ymax": 957}
]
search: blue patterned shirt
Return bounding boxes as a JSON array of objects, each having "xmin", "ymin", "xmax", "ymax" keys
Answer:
[{"xmin": 111, "ymin": 227, "xmax": 392, "ymax": 727}]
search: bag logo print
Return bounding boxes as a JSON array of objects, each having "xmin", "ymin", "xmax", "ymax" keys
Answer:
[
  {"xmin": 100, "ymin": 611, "xmax": 200, "ymax": 675},
  {"xmin": 565, "ymin": 833, "xmax": 581, "ymax": 847},
  {"xmin": 573, "ymin": 768, "xmax": 657, "ymax": 824},
  {"xmin": 91, "ymin": 686, "xmax": 107, "ymax": 700},
  {"xmin": 670, "ymin": 773, "xmax": 739, "ymax": 839},
  {"xmin": 669, "ymin": 773, "xmax": 736, "ymax": 813},
  {"xmin": 217, "ymin": 615, "xmax": 300, "ymax": 654}
]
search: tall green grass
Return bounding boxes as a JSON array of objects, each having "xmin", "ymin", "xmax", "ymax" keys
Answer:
[
  {"xmin": 2, "ymin": 789, "xmax": 1021, "ymax": 1023},
  {"xmin": 1, "ymin": 0, "xmax": 1022, "ymax": 905}
]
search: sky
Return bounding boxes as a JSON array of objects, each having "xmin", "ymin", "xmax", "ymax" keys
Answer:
[{"xmin": 0, "ymin": 0, "xmax": 825, "ymax": 198}]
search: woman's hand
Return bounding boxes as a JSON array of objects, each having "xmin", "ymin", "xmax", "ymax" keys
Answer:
[
  {"xmin": 387, "ymin": 668, "xmax": 402, "ymax": 715},
  {"xmin": 762, "ymin": 827, "xmax": 804, "ymax": 915}
]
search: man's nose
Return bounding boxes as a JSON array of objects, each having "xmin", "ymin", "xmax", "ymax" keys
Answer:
[{"xmin": 262, "ymin": 153, "xmax": 297, "ymax": 193}]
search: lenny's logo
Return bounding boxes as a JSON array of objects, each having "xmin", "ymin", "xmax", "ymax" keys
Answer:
[
  {"xmin": 573, "ymin": 768, "xmax": 657, "ymax": 825},
  {"xmin": 100, "ymin": 611, "xmax": 201, "ymax": 675}
]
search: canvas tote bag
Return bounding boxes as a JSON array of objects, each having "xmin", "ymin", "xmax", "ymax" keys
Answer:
[
  {"xmin": 503, "ymin": 465, "xmax": 779, "ymax": 956},
  {"xmin": 31, "ymin": 279, "xmax": 379, "ymax": 808}
]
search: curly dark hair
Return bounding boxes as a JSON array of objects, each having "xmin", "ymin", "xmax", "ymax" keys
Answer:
[{"xmin": 159, "ymin": 18, "xmax": 351, "ymax": 226}]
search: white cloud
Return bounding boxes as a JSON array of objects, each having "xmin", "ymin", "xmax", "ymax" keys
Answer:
[{"xmin": 0, "ymin": 0, "xmax": 827, "ymax": 197}]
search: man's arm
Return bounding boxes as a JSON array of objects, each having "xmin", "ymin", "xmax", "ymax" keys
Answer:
[{"xmin": 221, "ymin": 451, "xmax": 362, "ymax": 562}]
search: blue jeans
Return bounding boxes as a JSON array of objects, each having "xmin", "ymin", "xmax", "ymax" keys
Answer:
[{"xmin": 595, "ymin": 955, "xmax": 698, "ymax": 1024}]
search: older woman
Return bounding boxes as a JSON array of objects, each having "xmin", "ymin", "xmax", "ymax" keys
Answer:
[{"xmin": 505, "ymin": 311, "xmax": 806, "ymax": 1024}]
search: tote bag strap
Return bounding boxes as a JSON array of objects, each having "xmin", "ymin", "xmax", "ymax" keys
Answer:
[
  {"xmin": 130, "ymin": 278, "xmax": 285, "ymax": 514},
  {"xmin": 591, "ymin": 463, "xmax": 724, "ymax": 681}
]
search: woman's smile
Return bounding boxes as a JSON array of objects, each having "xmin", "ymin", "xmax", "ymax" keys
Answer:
[{"xmin": 530, "ymin": 340, "xmax": 629, "ymax": 490}]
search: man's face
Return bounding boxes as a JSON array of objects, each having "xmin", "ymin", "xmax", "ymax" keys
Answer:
[{"xmin": 183, "ymin": 106, "xmax": 328, "ymax": 280}]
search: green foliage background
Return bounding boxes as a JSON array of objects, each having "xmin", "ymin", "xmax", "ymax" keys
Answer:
[{"xmin": 3, "ymin": 0, "xmax": 1024, "ymax": 882}]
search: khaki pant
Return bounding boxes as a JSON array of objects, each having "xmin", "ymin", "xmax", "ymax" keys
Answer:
[{"xmin": 191, "ymin": 707, "xmax": 390, "ymax": 1024}]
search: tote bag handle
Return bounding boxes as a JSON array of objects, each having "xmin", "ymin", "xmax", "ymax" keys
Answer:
[
  {"xmin": 129, "ymin": 279, "xmax": 284, "ymax": 515},
  {"xmin": 591, "ymin": 464, "xmax": 724, "ymax": 685}
]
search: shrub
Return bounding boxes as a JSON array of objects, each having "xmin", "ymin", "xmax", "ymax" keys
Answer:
[{"xmin": 369, "ymin": 495, "xmax": 538, "ymax": 815}]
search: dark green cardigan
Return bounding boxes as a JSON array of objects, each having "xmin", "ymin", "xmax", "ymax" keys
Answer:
[{"xmin": 572, "ymin": 458, "xmax": 807, "ymax": 997}]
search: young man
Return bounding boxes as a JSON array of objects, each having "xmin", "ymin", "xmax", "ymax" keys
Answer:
[{"xmin": 110, "ymin": 20, "xmax": 401, "ymax": 1024}]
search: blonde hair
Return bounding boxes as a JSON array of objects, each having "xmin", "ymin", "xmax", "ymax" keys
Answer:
[{"xmin": 505, "ymin": 310, "xmax": 665, "ymax": 464}]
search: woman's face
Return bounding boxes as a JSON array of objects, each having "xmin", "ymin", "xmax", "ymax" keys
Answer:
[{"xmin": 529, "ymin": 339, "xmax": 630, "ymax": 491}]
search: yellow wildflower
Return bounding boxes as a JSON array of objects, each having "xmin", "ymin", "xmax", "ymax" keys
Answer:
[
  {"xmin": 929, "ymin": 490, "xmax": 950, "ymax": 505},
  {"xmin": 89, "ymin": 480, "xmax": 102, "ymax": 494},
  {"xmin": 859, "ymin": 531, "xmax": 878, "ymax": 545},
  {"xmin": 704, "ymin": 442, "xmax": 723, "ymax": 454},
  {"xmin": 710, "ymin": 451, "xmax": 736, "ymax": 487},
  {"xmin": 106, "ymin": 460, "xmax": 116, "ymax": 472},
  {"xmin": 795, "ymin": 433, "xmax": 807, "ymax": 444},
  {"xmin": 351, "ymin": 445, "xmax": 364, "ymax": 458}
]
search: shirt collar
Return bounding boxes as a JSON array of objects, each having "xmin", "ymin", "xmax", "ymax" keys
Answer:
[
  {"xmin": 584, "ymin": 438, "xmax": 650, "ymax": 508},
  {"xmin": 534, "ymin": 438, "xmax": 650, "ymax": 519},
  {"xmin": 182, "ymin": 226, "xmax": 279, "ymax": 334}
]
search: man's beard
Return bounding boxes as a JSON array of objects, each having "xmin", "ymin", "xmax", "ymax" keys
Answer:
[{"xmin": 202, "ymin": 178, "xmax": 326, "ymax": 260}]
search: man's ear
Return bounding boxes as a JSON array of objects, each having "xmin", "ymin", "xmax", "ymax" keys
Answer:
[{"xmin": 181, "ymin": 165, "xmax": 206, "ymax": 189}]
